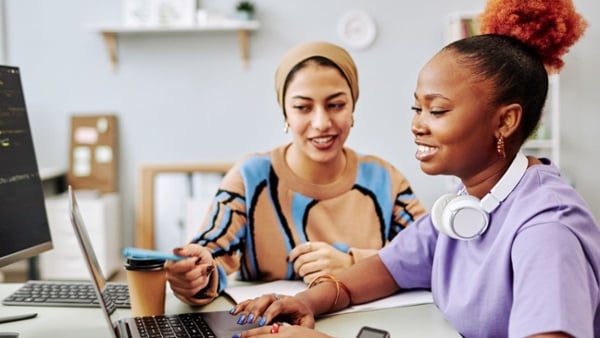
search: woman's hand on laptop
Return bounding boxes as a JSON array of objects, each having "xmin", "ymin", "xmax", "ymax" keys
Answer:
[
  {"xmin": 230, "ymin": 293, "xmax": 315, "ymax": 329},
  {"xmin": 233, "ymin": 323, "xmax": 333, "ymax": 338},
  {"xmin": 165, "ymin": 244, "xmax": 217, "ymax": 305}
]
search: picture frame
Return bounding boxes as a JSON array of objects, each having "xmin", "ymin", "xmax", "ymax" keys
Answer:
[
  {"xmin": 135, "ymin": 163, "xmax": 232, "ymax": 250},
  {"xmin": 124, "ymin": 0, "xmax": 196, "ymax": 27}
]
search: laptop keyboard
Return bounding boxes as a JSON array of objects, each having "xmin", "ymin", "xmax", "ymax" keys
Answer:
[
  {"xmin": 2, "ymin": 280, "xmax": 130, "ymax": 308},
  {"xmin": 134, "ymin": 313, "xmax": 216, "ymax": 338}
]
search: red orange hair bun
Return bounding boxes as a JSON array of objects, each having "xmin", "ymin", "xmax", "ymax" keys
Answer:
[{"xmin": 478, "ymin": 0, "xmax": 588, "ymax": 73}]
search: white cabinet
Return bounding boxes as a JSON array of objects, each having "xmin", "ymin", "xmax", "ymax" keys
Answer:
[
  {"xmin": 444, "ymin": 11, "xmax": 560, "ymax": 167},
  {"xmin": 0, "ymin": 168, "xmax": 68, "ymax": 282},
  {"xmin": 39, "ymin": 193, "xmax": 121, "ymax": 280}
]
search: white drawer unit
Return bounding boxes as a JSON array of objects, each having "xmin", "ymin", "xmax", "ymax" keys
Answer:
[{"xmin": 39, "ymin": 192, "xmax": 121, "ymax": 280}]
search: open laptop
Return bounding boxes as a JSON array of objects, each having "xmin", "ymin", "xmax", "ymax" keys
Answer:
[{"xmin": 67, "ymin": 186, "xmax": 259, "ymax": 337}]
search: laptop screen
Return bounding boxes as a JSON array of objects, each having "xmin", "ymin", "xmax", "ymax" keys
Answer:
[
  {"xmin": 68, "ymin": 185, "xmax": 259, "ymax": 338},
  {"xmin": 68, "ymin": 186, "xmax": 120, "ymax": 338}
]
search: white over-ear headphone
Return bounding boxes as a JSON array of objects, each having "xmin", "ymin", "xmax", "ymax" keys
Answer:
[{"xmin": 431, "ymin": 152, "xmax": 528, "ymax": 240}]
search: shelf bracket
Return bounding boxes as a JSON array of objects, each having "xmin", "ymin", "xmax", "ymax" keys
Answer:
[
  {"xmin": 101, "ymin": 32, "xmax": 118, "ymax": 71},
  {"xmin": 237, "ymin": 29, "xmax": 250, "ymax": 70}
]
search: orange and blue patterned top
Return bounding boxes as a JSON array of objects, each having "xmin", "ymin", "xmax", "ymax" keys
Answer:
[{"xmin": 193, "ymin": 144, "xmax": 426, "ymax": 296}]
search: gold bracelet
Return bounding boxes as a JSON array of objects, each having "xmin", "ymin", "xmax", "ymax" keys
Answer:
[{"xmin": 308, "ymin": 274, "xmax": 352, "ymax": 309}]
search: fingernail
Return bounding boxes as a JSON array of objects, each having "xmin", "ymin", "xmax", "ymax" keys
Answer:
[
  {"xmin": 229, "ymin": 307, "xmax": 236, "ymax": 314},
  {"xmin": 258, "ymin": 317, "xmax": 266, "ymax": 326},
  {"xmin": 237, "ymin": 314, "xmax": 246, "ymax": 325},
  {"xmin": 247, "ymin": 313, "xmax": 254, "ymax": 323},
  {"xmin": 195, "ymin": 257, "xmax": 202, "ymax": 265},
  {"xmin": 207, "ymin": 265, "xmax": 215, "ymax": 274},
  {"xmin": 232, "ymin": 334, "xmax": 241, "ymax": 338}
]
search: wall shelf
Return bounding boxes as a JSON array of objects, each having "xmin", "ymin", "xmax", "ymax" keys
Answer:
[{"xmin": 90, "ymin": 21, "xmax": 260, "ymax": 71}]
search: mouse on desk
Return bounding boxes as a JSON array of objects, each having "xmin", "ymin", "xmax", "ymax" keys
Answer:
[{"xmin": 0, "ymin": 332, "xmax": 19, "ymax": 338}]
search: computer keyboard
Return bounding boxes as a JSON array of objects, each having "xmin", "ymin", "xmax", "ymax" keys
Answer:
[
  {"xmin": 134, "ymin": 313, "xmax": 217, "ymax": 338},
  {"xmin": 2, "ymin": 280, "xmax": 130, "ymax": 308}
]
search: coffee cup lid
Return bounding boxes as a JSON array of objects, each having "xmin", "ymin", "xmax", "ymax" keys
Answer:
[{"xmin": 124, "ymin": 257, "xmax": 165, "ymax": 271}]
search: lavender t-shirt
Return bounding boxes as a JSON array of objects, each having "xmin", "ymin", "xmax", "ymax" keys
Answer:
[{"xmin": 379, "ymin": 161, "xmax": 600, "ymax": 337}]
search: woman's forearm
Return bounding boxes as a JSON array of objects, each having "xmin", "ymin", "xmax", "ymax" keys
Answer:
[
  {"xmin": 339, "ymin": 254, "xmax": 399, "ymax": 305},
  {"xmin": 296, "ymin": 254, "xmax": 400, "ymax": 316}
]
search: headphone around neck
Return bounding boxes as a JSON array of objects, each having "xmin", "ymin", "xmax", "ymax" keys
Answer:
[{"xmin": 431, "ymin": 152, "xmax": 528, "ymax": 240}]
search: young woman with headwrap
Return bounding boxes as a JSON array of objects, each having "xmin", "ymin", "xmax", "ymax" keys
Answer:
[{"xmin": 164, "ymin": 41, "xmax": 426, "ymax": 306}]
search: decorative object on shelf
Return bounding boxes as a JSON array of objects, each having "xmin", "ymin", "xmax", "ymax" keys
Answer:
[
  {"xmin": 124, "ymin": 0, "xmax": 157, "ymax": 27},
  {"xmin": 444, "ymin": 11, "xmax": 481, "ymax": 44},
  {"xmin": 156, "ymin": 0, "xmax": 196, "ymax": 27},
  {"xmin": 123, "ymin": 0, "xmax": 195, "ymax": 28},
  {"xmin": 235, "ymin": 1, "xmax": 256, "ymax": 21},
  {"xmin": 337, "ymin": 10, "xmax": 377, "ymax": 50}
]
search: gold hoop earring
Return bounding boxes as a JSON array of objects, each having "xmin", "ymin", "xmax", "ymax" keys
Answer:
[
  {"xmin": 284, "ymin": 122, "xmax": 289, "ymax": 134},
  {"xmin": 496, "ymin": 135, "xmax": 506, "ymax": 159}
]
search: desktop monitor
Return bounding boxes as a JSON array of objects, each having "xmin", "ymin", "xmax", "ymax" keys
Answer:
[{"xmin": 0, "ymin": 65, "xmax": 53, "ymax": 269}]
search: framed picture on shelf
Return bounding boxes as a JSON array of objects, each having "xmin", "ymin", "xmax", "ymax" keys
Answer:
[
  {"xmin": 124, "ymin": 0, "xmax": 158, "ymax": 27},
  {"xmin": 124, "ymin": 0, "xmax": 196, "ymax": 27},
  {"xmin": 156, "ymin": 0, "xmax": 195, "ymax": 27},
  {"xmin": 444, "ymin": 10, "xmax": 481, "ymax": 43}
]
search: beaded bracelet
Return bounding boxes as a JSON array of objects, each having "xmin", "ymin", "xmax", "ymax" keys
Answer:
[{"xmin": 308, "ymin": 274, "xmax": 352, "ymax": 310}]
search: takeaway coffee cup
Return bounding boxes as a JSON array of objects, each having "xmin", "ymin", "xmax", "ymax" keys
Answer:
[{"xmin": 124, "ymin": 257, "xmax": 166, "ymax": 317}]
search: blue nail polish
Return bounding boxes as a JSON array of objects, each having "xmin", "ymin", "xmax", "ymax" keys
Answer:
[
  {"xmin": 236, "ymin": 315, "xmax": 246, "ymax": 325},
  {"xmin": 232, "ymin": 334, "xmax": 240, "ymax": 338},
  {"xmin": 258, "ymin": 317, "xmax": 266, "ymax": 326},
  {"xmin": 229, "ymin": 307, "xmax": 236, "ymax": 314},
  {"xmin": 247, "ymin": 313, "xmax": 254, "ymax": 323}
]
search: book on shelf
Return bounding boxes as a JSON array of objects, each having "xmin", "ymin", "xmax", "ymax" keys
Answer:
[{"xmin": 445, "ymin": 11, "xmax": 481, "ymax": 43}]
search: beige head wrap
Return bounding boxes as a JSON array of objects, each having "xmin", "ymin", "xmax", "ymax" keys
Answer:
[{"xmin": 274, "ymin": 41, "xmax": 359, "ymax": 115}]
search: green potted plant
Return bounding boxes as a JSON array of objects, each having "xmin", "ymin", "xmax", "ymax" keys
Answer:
[{"xmin": 235, "ymin": 1, "xmax": 255, "ymax": 20}]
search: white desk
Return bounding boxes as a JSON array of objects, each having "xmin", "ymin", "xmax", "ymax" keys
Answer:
[{"xmin": 0, "ymin": 283, "xmax": 460, "ymax": 337}]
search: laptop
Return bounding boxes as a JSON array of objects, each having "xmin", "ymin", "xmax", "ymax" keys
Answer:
[{"xmin": 67, "ymin": 186, "xmax": 259, "ymax": 337}]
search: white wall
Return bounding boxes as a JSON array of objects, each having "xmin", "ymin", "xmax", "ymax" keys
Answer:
[{"xmin": 3, "ymin": 0, "xmax": 599, "ymax": 247}]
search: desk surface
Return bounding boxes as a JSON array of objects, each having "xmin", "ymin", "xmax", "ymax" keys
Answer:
[{"xmin": 0, "ymin": 283, "xmax": 459, "ymax": 337}]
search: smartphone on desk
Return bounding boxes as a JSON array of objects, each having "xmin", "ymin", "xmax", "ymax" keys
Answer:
[{"xmin": 356, "ymin": 326, "xmax": 391, "ymax": 338}]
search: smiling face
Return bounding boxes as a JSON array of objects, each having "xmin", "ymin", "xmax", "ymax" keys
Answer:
[
  {"xmin": 284, "ymin": 61, "xmax": 353, "ymax": 171},
  {"xmin": 411, "ymin": 50, "xmax": 501, "ymax": 181}
]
